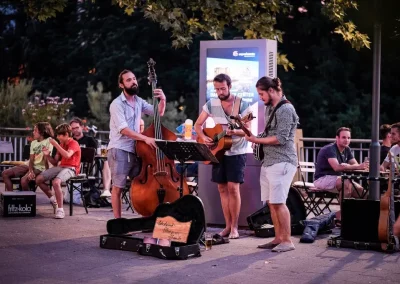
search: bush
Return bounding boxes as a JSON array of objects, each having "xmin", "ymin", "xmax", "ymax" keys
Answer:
[
  {"xmin": 0, "ymin": 80, "xmax": 32, "ymax": 127},
  {"xmin": 22, "ymin": 91, "xmax": 74, "ymax": 128}
]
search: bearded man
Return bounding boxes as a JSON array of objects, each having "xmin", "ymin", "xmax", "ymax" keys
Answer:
[
  {"xmin": 194, "ymin": 73, "xmax": 251, "ymax": 239},
  {"xmin": 107, "ymin": 69, "xmax": 166, "ymax": 218}
]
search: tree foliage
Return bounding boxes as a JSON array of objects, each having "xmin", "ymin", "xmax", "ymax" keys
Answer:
[
  {"xmin": 0, "ymin": 79, "xmax": 32, "ymax": 127},
  {"xmin": 86, "ymin": 82, "xmax": 112, "ymax": 130},
  {"xmin": 19, "ymin": 0, "xmax": 370, "ymax": 53}
]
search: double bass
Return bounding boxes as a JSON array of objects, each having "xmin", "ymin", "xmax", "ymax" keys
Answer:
[{"xmin": 130, "ymin": 59, "xmax": 189, "ymax": 217}]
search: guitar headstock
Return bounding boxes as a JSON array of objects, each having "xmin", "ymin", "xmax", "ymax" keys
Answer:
[
  {"xmin": 231, "ymin": 112, "xmax": 255, "ymax": 137},
  {"xmin": 147, "ymin": 58, "xmax": 157, "ymax": 86}
]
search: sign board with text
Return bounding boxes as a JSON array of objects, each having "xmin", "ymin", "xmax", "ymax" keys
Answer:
[{"xmin": 153, "ymin": 216, "xmax": 192, "ymax": 243}]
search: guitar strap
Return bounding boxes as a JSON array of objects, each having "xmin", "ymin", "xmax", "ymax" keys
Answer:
[
  {"xmin": 228, "ymin": 96, "xmax": 242, "ymax": 128},
  {"xmin": 263, "ymin": 99, "xmax": 290, "ymax": 135}
]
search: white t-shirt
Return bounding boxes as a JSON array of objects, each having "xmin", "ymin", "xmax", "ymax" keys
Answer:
[
  {"xmin": 202, "ymin": 97, "xmax": 250, "ymax": 156},
  {"xmin": 384, "ymin": 144, "xmax": 400, "ymax": 169},
  {"xmin": 30, "ymin": 138, "xmax": 54, "ymax": 171}
]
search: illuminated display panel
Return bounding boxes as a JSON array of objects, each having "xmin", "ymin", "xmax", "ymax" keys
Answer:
[{"xmin": 205, "ymin": 47, "xmax": 260, "ymax": 153}]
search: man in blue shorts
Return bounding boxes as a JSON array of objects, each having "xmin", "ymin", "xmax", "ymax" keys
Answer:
[{"xmin": 195, "ymin": 73, "xmax": 251, "ymax": 239}]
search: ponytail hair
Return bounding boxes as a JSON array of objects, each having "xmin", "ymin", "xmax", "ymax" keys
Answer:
[{"xmin": 256, "ymin": 77, "xmax": 283, "ymax": 93}]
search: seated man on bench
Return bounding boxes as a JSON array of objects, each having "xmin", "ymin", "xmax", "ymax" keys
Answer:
[{"xmin": 314, "ymin": 127, "xmax": 368, "ymax": 222}]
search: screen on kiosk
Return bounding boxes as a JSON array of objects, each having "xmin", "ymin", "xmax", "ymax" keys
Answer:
[{"xmin": 205, "ymin": 47, "xmax": 260, "ymax": 151}]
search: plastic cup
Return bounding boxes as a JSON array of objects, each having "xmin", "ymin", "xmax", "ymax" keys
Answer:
[
  {"xmin": 184, "ymin": 119, "xmax": 193, "ymax": 140},
  {"xmin": 204, "ymin": 232, "xmax": 213, "ymax": 251}
]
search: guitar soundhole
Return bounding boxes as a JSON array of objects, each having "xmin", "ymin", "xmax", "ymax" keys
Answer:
[{"xmin": 209, "ymin": 144, "xmax": 217, "ymax": 150}]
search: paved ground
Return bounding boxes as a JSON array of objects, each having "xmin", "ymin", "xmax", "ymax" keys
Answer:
[{"xmin": 1, "ymin": 184, "xmax": 400, "ymax": 284}]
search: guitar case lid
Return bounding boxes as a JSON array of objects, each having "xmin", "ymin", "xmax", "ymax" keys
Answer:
[{"xmin": 107, "ymin": 195, "xmax": 206, "ymax": 245}]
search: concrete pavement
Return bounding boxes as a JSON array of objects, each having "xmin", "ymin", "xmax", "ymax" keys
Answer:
[{"xmin": 0, "ymin": 184, "xmax": 399, "ymax": 284}]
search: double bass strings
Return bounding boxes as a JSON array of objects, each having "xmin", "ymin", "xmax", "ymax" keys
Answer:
[{"xmin": 153, "ymin": 84, "xmax": 166, "ymax": 173}]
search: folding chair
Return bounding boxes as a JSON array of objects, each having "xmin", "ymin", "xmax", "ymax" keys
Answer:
[
  {"xmin": 122, "ymin": 177, "xmax": 134, "ymax": 213},
  {"xmin": 187, "ymin": 177, "xmax": 198, "ymax": 195},
  {"xmin": 67, "ymin": 147, "xmax": 96, "ymax": 216},
  {"xmin": 292, "ymin": 162, "xmax": 339, "ymax": 217}
]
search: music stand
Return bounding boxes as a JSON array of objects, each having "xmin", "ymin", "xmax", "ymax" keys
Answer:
[{"xmin": 155, "ymin": 140, "xmax": 218, "ymax": 197}]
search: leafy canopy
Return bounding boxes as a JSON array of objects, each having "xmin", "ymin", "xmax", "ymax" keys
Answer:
[{"xmin": 22, "ymin": 0, "xmax": 370, "ymax": 51}]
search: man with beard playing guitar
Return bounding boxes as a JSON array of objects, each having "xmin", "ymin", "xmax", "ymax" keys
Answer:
[
  {"xmin": 194, "ymin": 73, "xmax": 251, "ymax": 239},
  {"xmin": 244, "ymin": 77, "xmax": 298, "ymax": 252}
]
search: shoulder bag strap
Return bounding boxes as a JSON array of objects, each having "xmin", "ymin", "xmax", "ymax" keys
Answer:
[
  {"xmin": 264, "ymin": 99, "xmax": 290, "ymax": 134},
  {"xmin": 230, "ymin": 96, "xmax": 242, "ymax": 126}
]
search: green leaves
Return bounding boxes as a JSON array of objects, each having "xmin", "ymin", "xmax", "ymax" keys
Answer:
[
  {"xmin": 22, "ymin": 0, "xmax": 67, "ymax": 21},
  {"xmin": 19, "ymin": 0, "xmax": 371, "ymax": 68},
  {"xmin": 334, "ymin": 22, "xmax": 371, "ymax": 50}
]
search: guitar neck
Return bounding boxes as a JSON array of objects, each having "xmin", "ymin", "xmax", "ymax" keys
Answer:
[{"xmin": 239, "ymin": 126, "xmax": 252, "ymax": 137}]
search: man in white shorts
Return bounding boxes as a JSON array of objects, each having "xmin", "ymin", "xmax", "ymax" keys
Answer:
[{"xmin": 245, "ymin": 77, "xmax": 298, "ymax": 252}]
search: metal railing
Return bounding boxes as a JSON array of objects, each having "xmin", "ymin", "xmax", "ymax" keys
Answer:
[
  {"xmin": 300, "ymin": 137, "xmax": 374, "ymax": 165},
  {"xmin": 1, "ymin": 127, "xmax": 376, "ymax": 165}
]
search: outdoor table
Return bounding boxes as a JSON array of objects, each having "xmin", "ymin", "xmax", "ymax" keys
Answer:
[{"xmin": 341, "ymin": 170, "xmax": 398, "ymax": 201}]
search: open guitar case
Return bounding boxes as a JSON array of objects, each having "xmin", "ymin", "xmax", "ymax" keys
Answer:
[
  {"xmin": 100, "ymin": 194, "xmax": 206, "ymax": 260},
  {"xmin": 246, "ymin": 187, "xmax": 306, "ymax": 237}
]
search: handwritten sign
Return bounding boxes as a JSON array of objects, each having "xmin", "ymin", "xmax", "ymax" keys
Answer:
[{"xmin": 153, "ymin": 216, "xmax": 192, "ymax": 243}]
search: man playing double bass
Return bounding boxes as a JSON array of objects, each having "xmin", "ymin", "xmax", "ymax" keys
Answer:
[
  {"xmin": 108, "ymin": 69, "xmax": 166, "ymax": 218},
  {"xmin": 194, "ymin": 73, "xmax": 251, "ymax": 239}
]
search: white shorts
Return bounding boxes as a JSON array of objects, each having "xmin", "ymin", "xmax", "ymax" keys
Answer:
[
  {"xmin": 313, "ymin": 175, "xmax": 339, "ymax": 192},
  {"xmin": 260, "ymin": 162, "xmax": 297, "ymax": 204}
]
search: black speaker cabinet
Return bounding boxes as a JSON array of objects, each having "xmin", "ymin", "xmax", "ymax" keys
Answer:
[{"xmin": 341, "ymin": 199, "xmax": 400, "ymax": 242}]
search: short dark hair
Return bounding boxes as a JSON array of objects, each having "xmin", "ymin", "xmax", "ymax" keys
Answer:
[
  {"xmin": 380, "ymin": 124, "xmax": 391, "ymax": 139},
  {"xmin": 55, "ymin": 123, "xmax": 72, "ymax": 137},
  {"xmin": 391, "ymin": 122, "xmax": 400, "ymax": 133},
  {"xmin": 336, "ymin": 127, "xmax": 351, "ymax": 137},
  {"xmin": 213, "ymin": 74, "xmax": 232, "ymax": 88},
  {"xmin": 69, "ymin": 117, "xmax": 83, "ymax": 126},
  {"xmin": 256, "ymin": 77, "xmax": 282, "ymax": 93},
  {"xmin": 35, "ymin": 122, "xmax": 54, "ymax": 139},
  {"xmin": 118, "ymin": 69, "xmax": 134, "ymax": 85}
]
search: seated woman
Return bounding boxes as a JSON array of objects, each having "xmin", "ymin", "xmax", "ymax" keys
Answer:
[{"xmin": 1, "ymin": 122, "xmax": 54, "ymax": 191}]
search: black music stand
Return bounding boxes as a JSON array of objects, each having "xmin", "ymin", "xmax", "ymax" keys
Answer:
[{"xmin": 155, "ymin": 140, "xmax": 218, "ymax": 197}]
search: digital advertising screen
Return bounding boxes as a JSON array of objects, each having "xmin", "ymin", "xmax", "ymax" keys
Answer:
[{"xmin": 205, "ymin": 47, "xmax": 260, "ymax": 150}]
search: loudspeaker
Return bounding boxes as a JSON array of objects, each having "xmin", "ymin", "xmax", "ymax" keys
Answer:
[{"xmin": 341, "ymin": 199, "xmax": 400, "ymax": 242}]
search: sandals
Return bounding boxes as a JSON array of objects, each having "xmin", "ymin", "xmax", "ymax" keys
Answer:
[
  {"xmin": 212, "ymin": 234, "xmax": 230, "ymax": 245},
  {"xmin": 257, "ymin": 242, "xmax": 279, "ymax": 249}
]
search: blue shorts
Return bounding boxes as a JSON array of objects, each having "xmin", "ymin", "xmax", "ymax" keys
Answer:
[
  {"xmin": 211, "ymin": 154, "xmax": 247, "ymax": 184},
  {"xmin": 107, "ymin": 148, "xmax": 141, "ymax": 189}
]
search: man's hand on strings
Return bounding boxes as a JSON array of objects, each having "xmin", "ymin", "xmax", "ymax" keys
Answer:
[
  {"xmin": 144, "ymin": 137, "xmax": 157, "ymax": 149},
  {"xmin": 153, "ymin": 89, "xmax": 166, "ymax": 101},
  {"xmin": 200, "ymin": 135, "xmax": 214, "ymax": 147}
]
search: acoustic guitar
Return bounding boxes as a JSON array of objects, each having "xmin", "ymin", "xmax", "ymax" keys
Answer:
[
  {"xmin": 378, "ymin": 151, "xmax": 395, "ymax": 250},
  {"xmin": 197, "ymin": 124, "xmax": 233, "ymax": 164}
]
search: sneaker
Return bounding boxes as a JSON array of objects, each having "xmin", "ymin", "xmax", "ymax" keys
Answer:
[
  {"xmin": 100, "ymin": 189, "xmax": 112, "ymax": 198},
  {"xmin": 49, "ymin": 196, "xmax": 58, "ymax": 214},
  {"xmin": 55, "ymin": 208, "xmax": 65, "ymax": 219}
]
